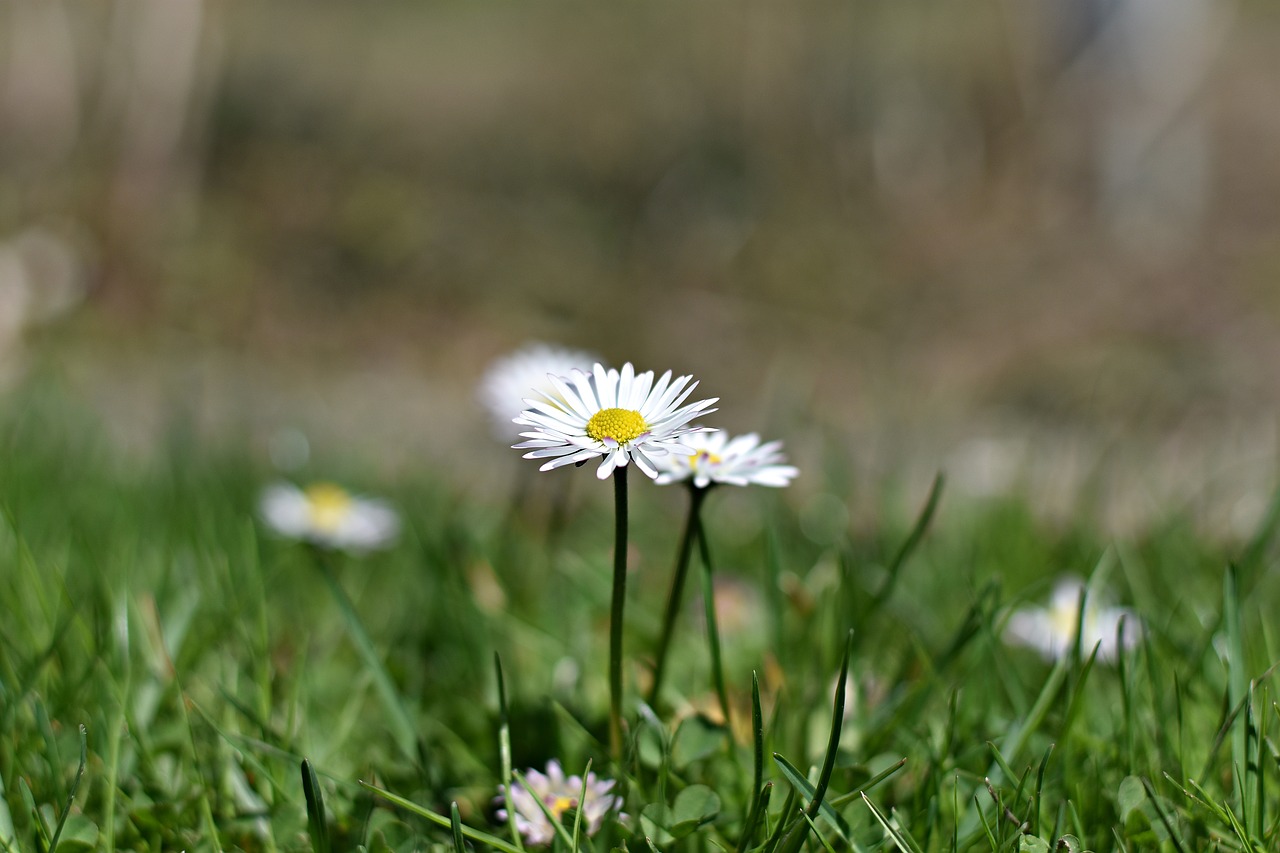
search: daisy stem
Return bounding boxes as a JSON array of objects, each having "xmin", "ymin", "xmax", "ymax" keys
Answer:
[
  {"xmin": 311, "ymin": 547, "xmax": 419, "ymax": 761},
  {"xmin": 608, "ymin": 465, "xmax": 629, "ymax": 762},
  {"xmin": 694, "ymin": 501, "xmax": 733, "ymax": 734},
  {"xmin": 647, "ymin": 485, "xmax": 708, "ymax": 709}
]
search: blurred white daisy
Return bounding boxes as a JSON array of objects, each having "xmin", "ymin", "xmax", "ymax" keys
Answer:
[
  {"xmin": 514, "ymin": 362, "xmax": 718, "ymax": 480},
  {"xmin": 654, "ymin": 430, "xmax": 798, "ymax": 489},
  {"xmin": 1004, "ymin": 576, "xmax": 1142, "ymax": 664},
  {"xmin": 259, "ymin": 482, "xmax": 399, "ymax": 552},
  {"xmin": 478, "ymin": 343, "xmax": 602, "ymax": 440},
  {"xmin": 497, "ymin": 760, "xmax": 624, "ymax": 846}
]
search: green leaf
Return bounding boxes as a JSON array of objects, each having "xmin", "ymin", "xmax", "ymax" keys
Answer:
[
  {"xmin": 670, "ymin": 785, "xmax": 720, "ymax": 834},
  {"xmin": 671, "ymin": 716, "xmax": 727, "ymax": 768},
  {"xmin": 639, "ymin": 803, "xmax": 674, "ymax": 846},
  {"xmin": 1017, "ymin": 836, "xmax": 1050, "ymax": 853},
  {"xmin": 1117, "ymin": 776, "xmax": 1145, "ymax": 824}
]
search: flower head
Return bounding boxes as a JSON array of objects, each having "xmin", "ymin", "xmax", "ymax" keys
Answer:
[
  {"xmin": 259, "ymin": 481, "xmax": 399, "ymax": 552},
  {"xmin": 478, "ymin": 343, "xmax": 602, "ymax": 440},
  {"xmin": 513, "ymin": 362, "xmax": 718, "ymax": 480},
  {"xmin": 654, "ymin": 430, "xmax": 798, "ymax": 489},
  {"xmin": 1004, "ymin": 576, "xmax": 1142, "ymax": 664},
  {"xmin": 496, "ymin": 760, "xmax": 624, "ymax": 846}
]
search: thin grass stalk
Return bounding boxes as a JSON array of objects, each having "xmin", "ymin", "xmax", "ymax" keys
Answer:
[
  {"xmin": 648, "ymin": 485, "xmax": 707, "ymax": 708},
  {"xmin": 608, "ymin": 465, "xmax": 629, "ymax": 762}
]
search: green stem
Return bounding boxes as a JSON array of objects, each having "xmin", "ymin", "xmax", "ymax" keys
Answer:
[
  {"xmin": 313, "ymin": 548, "xmax": 419, "ymax": 759},
  {"xmin": 608, "ymin": 465, "xmax": 629, "ymax": 761},
  {"xmin": 648, "ymin": 485, "xmax": 708, "ymax": 708},
  {"xmin": 694, "ymin": 499, "xmax": 732, "ymax": 732}
]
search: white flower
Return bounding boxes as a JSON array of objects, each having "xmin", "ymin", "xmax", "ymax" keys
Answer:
[
  {"xmin": 496, "ymin": 760, "xmax": 624, "ymax": 846},
  {"xmin": 258, "ymin": 482, "xmax": 399, "ymax": 552},
  {"xmin": 654, "ymin": 430, "xmax": 798, "ymax": 489},
  {"xmin": 478, "ymin": 343, "xmax": 603, "ymax": 440},
  {"xmin": 1004, "ymin": 576, "xmax": 1142, "ymax": 664},
  {"xmin": 513, "ymin": 362, "xmax": 718, "ymax": 480}
]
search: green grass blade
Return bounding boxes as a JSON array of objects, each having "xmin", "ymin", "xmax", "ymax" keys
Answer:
[
  {"xmin": 301, "ymin": 759, "xmax": 331, "ymax": 853},
  {"xmin": 829, "ymin": 758, "xmax": 907, "ymax": 807},
  {"xmin": 771, "ymin": 754, "xmax": 851, "ymax": 842},
  {"xmin": 359, "ymin": 780, "xmax": 525, "ymax": 853},
  {"xmin": 46, "ymin": 724, "xmax": 87, "ymax": 853},
  {"xmin": 450, "ymin": 802, "xmax": 467, "ymax": 853},
  {"xmin": 874, "ymin": 473, "xmax": 944, "ymax": 608},
  {"xmin": 775, "ymin": 630, "xmax": 852, "ymax": 853},
  {"xmin": 861, "ymin": 793, "xmax": 915, "ymax": 853},
  {"xmin": 1225, "ymin": 566, "xmax": 1249, "ymax": 821},
  {"xmin": 737, "ymin": 782, "xmax": 773, "ymax": 853},
  {"xmin": 571, "ymin": 761, "xmax": 590, "ymax": 853},
  {"xmin": 494, "ymin": 653, "xmax": 525, "ymax": 852},
  {"xmin": 1140, "ymin": 777, "xmax": 1190, "ymax": 853}
]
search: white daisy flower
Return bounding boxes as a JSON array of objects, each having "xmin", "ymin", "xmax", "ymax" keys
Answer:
[
  {"xmin": 654, "ymin": 430, "xmax": 798, "ymax": 489},
  {"xmin": 1004, "ymin": 576, "xmax": 1143, "ymax": 664},
  {"xmin": 496, "ymin": 760, "xmax": 624, "ymax": 847},
  {"xmin": 513, "ymin": 362, "xmax": 718, "ymax": 481},
  {"xmin": 478, "ymin": 343, "xmax": 603, "ymax": 440},
  {"xmin": 258, "ymin": 482, "xmax": 400, "ymax": 552}
]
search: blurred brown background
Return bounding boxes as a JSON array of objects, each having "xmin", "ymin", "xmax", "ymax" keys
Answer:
[{"xmin": 2, "ymin": 1, "xmax": 1278, "ymax": 531}]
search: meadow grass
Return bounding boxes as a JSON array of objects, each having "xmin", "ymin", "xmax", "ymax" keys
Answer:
[{"xmin": 2, "ymin": 388, "xmax": 1279, "ymax": 853}]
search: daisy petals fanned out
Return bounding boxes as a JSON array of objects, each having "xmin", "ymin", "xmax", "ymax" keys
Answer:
[
  {"xmin": 654, "ymin": 430, "xmax": 799, "ymax": 489},
  {"xmin": 259, "ymin": 482, "xmax": 400, "ymax": 553},
  {"xmin": 495, "ymin": 760, "xmax": 625, "ymax": 846},
  {"xmin": 513, "ymin": 362, "xmax": 718, "ymax": 480}
]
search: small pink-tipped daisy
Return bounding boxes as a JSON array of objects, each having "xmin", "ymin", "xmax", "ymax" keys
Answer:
[
  {"xmin": 496, "ymin": 760, "xmax": 625, "ymax": 846},
  {"xmin": 258, "ymin": 482, "xmax": 399, "ymax": 553},
  {"xmin": 478, "ymin": 343, "xmax": 603, "ymax": 440},
  {"xmin": 513, "ymin": 362, "xmax": 718, "ymax": 480},
  {"xmin": 654, "ymin": 430, "xmax": 799, "ymax": 489}
]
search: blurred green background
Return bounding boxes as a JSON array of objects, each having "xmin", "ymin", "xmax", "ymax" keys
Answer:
[{"xmin": 2, "ymin": 1, "xmax": 1278, "ymax": 530}]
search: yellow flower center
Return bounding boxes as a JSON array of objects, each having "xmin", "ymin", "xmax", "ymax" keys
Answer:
[
  {"xmin": 304, "ymin": 483, "xmax": 353, "ymax": 533},
  {"xmin": 585, "ymin": 407, "xmax": 648, "ymax": 445},
  {"xmin": 689, "ymin": 450, "xmax": 723, "ymax": 469},
  {"xmin": 549, "ymin": 795, "xmax": 577, "ymax": 819}
]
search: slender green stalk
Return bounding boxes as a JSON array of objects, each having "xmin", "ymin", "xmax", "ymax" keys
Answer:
[
  {"xmin": 648, "ymin": 485, "xmax": 708, "ymax": 708},
  {"xmin": 694, "ymin": 502, "xmax": 732, "ymax": 731},
  {"xmin": 608, "ymin": 465, "xmax": 629, "ymax": 761},
  {"xmin": 312, "ymin": 548, "xmax": 419, "ymax": 760}
]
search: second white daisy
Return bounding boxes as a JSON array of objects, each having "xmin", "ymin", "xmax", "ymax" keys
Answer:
[
  {"xmin": 1004, "ymin": 576, "xmax": 1143, "ymax": 664},
  {"xmin": 259, "ymin": 481, "xmax": 400, "ymax": 553},
  {"xmin": 654, "ymin": 430, "xmax": 799, "ymax": 489},
  {"xmin": 478, "ymin": 343, "xmax": 602, "ymax": 441},
  {"xmin": 513, "ymin": 362, "xmax": 718, "ymax": 480}
]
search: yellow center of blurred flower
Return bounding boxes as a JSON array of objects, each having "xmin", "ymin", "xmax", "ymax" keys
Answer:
[
  {"xmin": 689, "ymin": 450, "xmax": 722, "ymax": 469},
  {"xmin": 304, "ymin": 483, "xmax": 353, "ymax": 533},
  {"xmin": 549, "ymin": 795, "xmax": 577, "ymax": 818},
  {"xmin": 586, "ymin": 408, "xmax": 648, "ymax": 444}
]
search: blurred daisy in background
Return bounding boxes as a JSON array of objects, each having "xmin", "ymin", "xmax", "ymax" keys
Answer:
[
  {"xmin": 0, "ymin": 225, "xmax": 88, "ymax": 389},
  {"xmin": 496, "ymin": 760, "xmax": 624, "ymax": 846},
  {"xmin": 1004, "ymin": 575, "xmax": 1142, "ymax": 663},
  {"xmin": 514, "ymin": 362, "xmax": 717, "ymax": 480},
  {"xmin": 655, "ymin": 430, "xmax": 798, "ymax": 489},
  {"xmin": 259, "ymin": 481, "xmax": 399, "ymax": 552},
  {"xmin": 478, "ymin": 343, "xmax": 601, "ymax": 440}
]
